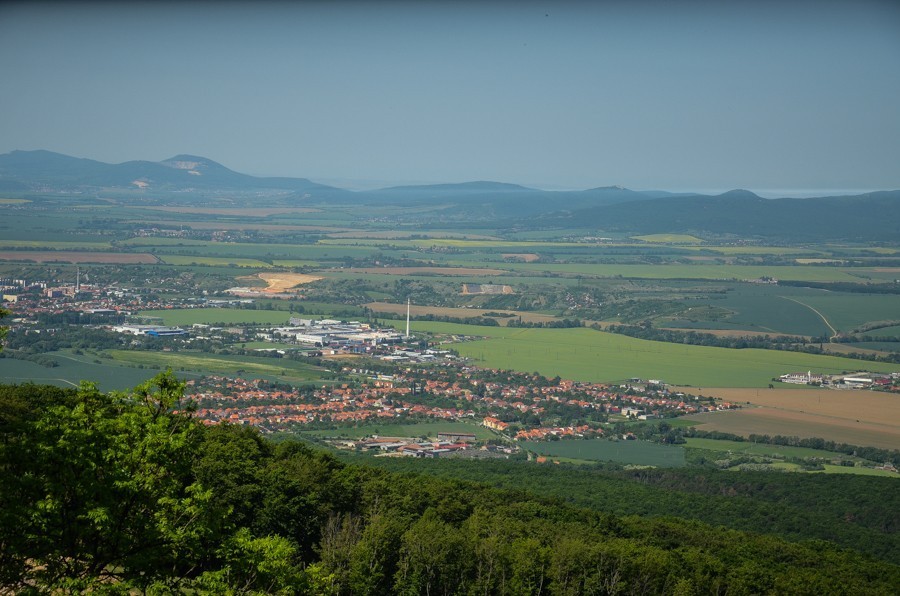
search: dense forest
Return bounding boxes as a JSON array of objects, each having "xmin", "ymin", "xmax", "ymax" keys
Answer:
[
  {"xmin": 362, "ymin": 457, "xmax": 900, "ymax": 563},
  {"xmin": 1, "ymin": 373, "xmax": 899, "ymax": 594}
]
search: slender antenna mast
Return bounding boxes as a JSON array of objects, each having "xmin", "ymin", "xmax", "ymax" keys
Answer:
[{"xmin": 406, "ymin": 297, "xmax": 411, "ymax": 339}]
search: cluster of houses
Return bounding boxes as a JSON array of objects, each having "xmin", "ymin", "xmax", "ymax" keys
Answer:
[
  {"xmin": 181, "ymin": 367, "xmax": 737, "ymax": 438},
  {"xmin": 332, "ymin": 432, "xmax": 516, "ymax": 459},
  {"xmin": 512, "ymin": 424, "xmax": 596, "ymax": 441}
]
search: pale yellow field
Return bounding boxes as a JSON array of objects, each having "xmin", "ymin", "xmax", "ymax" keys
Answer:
[
  {"xmin": 684, "ymin": 387, "xmax": 900, "ymax": 449},
  {"xmin": 257, "ymin": 272, "xmax": 322, "ymax": 292}
]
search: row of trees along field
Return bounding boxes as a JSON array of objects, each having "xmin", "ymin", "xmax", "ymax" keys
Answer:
[{"xmin": 1, "ymin": 371, "xmax": 899, "ymax": 594}]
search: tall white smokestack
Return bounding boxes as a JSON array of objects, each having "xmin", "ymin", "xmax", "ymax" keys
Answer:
[{"xmin": 406, "ymin": 297, "xmax": 411, "ymax": 339}]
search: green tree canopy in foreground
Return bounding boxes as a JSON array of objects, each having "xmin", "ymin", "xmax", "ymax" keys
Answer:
[{"xmin": 1, "ymin": 372, "xmax": 899, "ymax": 594}]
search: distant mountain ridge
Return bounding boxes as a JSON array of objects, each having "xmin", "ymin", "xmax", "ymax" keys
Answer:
[
  {"xmin": 1, "ymin": 149, "xmax": 897, "ymax": 241},
  {"xmin": 0, "ymin": 150, "xmax": 337, "ymax": 194},
  {"xmin": 551, "ymin": 189, "xmax": 900, "ymax": 241}
]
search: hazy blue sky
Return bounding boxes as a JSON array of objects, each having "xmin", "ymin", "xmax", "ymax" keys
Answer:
[{"xmin": 1, "ymin": 1, "xmax": 898, "ymax": 194}]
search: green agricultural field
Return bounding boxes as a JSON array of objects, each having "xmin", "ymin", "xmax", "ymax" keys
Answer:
[
  {"xmin": 818, "ymin": 465, "xmax": 899, "ymax": 477},
  {"xmin": 664, "ymin": 283, "xmax": 895, "ymax": 337},
  {"xmin": 683, "ymin": 437, "xmax": 853, "ymax": 460},
  {"xmin": 767, "ymin": 462, "xmax": 898, "ymax": 477},
  {"xmin": 138, "ymin": 308, "xmax": 295, "ymax": 326},
  {"xmin": 384, "ymin": 321, "xmax": 900, "ymax": 387},
  {"xmin": 784, "ymin": 293, "xmax": 900, "ymax": 333},
  {"xmin": 490, "ymin": 262, "xmax": 892, "ymax": 283},
  {"xmin": 157, "ymin": 255, "xmax": 273, "ymax": 267},
  {"xmin": 699, "ymin": 284, "xmax": 835, "ymax": 336},
  {"xmin": 149, "ymin": 241, "xmax": 332, "ymax": 260},
  {"xmin": 866, "ymin": 325, "xmax": 900, "ymax": 339},
  {"xmin": 522, "ymin": 439, "xmax": 686, "ymax": 467},
  {"xmin": 690, "ymin": 246, "xmax": 825, "ymax": 256},
  {"xmin": 297, "ymin": 420, "xmax": 495, "ymax": 440},
  {"xmin": 103, "ymin": 350, "xmax": 326, "ymax": 382},
  {"xmin": 0, "ymin": 239, "xmax": 111, "ymax": 250},
  {"xmin": 0, "ymin": 351, "xmax": 162, "ymax": 391},
  {"xmin": 119, "ymin": 237, "xmax": 212, "ymax": 247},
  {"xmin": 410, "ymin": 239, "xmax": 587, "ymax": 249},
  {"xmin": 854, "ymin": 342, "xmax": 900, "ymax": 352},
  {"xmin": 317, "ymin": 238, "xmax": 417, "ymax": 248},
  {"xmin": 271, "ymin": 260, "xmax": 322, "ymax": 268}
]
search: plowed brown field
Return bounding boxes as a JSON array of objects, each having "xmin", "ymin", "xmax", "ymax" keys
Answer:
[{"xmin": 683, "ymin": 386, "xmax": 900, "ymax": 449}]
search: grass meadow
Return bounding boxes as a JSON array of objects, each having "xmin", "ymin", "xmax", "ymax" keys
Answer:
[
  {"xmin": 522, "ymin": 439, "xmax": 686, "ymax": 467},
  {"xmin": 683, "ymin": 437, "xmax": 854, "ymax": 461},
  {"xmin": 382, "ymin": 321, "xmax": 900, "ymax": 387},
  {"xmin": 785, "ymin": 293, "xmax": 900, "ymax": 332},
  {"xmin": 104, "ymin": 350, "xmax": 326, "ymax": 382},
  {"xmin": 0, "ymin": 351, "xmax": 161, "ymax": 391},
  {"xmin": 157, "ymin": 255, "xmax": 273, "ymax": 268},
  {"xmin": 0, "ymin": 239, "xmax": 111, "ymax": 250}
]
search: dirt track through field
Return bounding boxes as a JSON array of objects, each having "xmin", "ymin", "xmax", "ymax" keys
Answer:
[{"xmin": 779, "ymin": 296, "xmax": 837, "ymax": 337}]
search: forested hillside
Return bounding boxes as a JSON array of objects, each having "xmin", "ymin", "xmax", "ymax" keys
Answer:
[
  {"xmin": 1, "ymin": 374, "xmax": 899, "ymax": 594},
  {"xmin": 362, "ymin": 458, "xmax": 900, "ymax": 563}
]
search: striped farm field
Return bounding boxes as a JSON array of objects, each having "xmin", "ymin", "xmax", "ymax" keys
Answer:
[
  {"xmin": 486, "ymin": 262, "xmax": 894, "ymax": 283},
  {"xmin": 157, "ymin": 255, "xmax": 272, "ymax": 267},
  {"xmin": 347, "ymin": 266, "xmax": 507, "ymax": 276},
  {"xmin": 683, "ymin": 408, "xmax": 900, "ymax": 451},
  {"xmin": 692, "ymin": 386, "xmax": 900, "ymax": 432},
  {"xmin": 0, "ymin": 250, "xmax": 157, "ymax": 264},
  {"xmin": 0, "ymin": 240, "xmax": 110, "ymax": 250}
]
